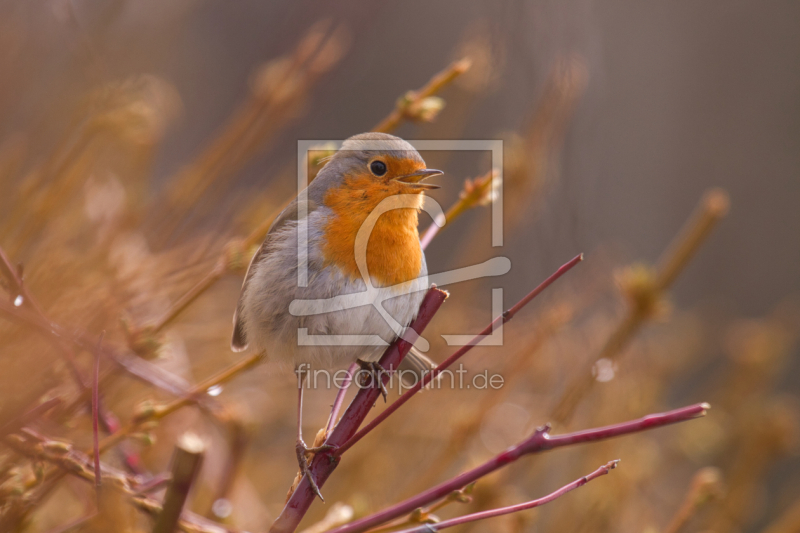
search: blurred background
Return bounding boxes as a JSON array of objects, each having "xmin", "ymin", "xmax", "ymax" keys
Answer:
[{"xmin": 0, "ymin": 1, "xmax": 799, "ymax": 532}]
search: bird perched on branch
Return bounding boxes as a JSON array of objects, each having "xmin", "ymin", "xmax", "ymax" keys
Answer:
[{"xmin": 231, "ymin": 132, "xmax": 442, "ymax": 499}]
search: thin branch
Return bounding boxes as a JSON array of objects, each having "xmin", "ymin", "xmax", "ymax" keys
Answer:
[
  {"xmin": 326, "ymin": 362, "xmax": 357, "ymax": 434},
  {"xmin": 395, "ymin": 461, "xmax": 619, "ymax": 533},
  {"xmin": 96, "ymin": 352, "xmax": 263, "ymax": 454},
  {"xmin": 0, "ymin": 244, "xmax": 88, "ymax": 391},
  {"xmin": 269, "ymin": 288, "xmax": 448, "ymax": 533},
  {"xmin": 373, "ymin": 58, "xmax": 472, "ymax": 133},
  {"xmin": 335, "ymin": 253, "xmax": 583, "ymax": 456},
  {"xmin": 327, "ymin": 404, "xmax": 709, "ymax": 533},
  {"xmin": 92, "ymin": 332, "xmax": 104, "ymax": 498},
  {"xmin": 0, "ymin": 246, "xmax": 157, "ymax": 479},
  {"xmin": 368, "ymin": 485, "xmax": 475, "ymax": 533},
  {"xmin": 153, "ymin": 434, "xmax": 205, "ymax": 533},
  {"xmin": 0, "ymin": 290, "xmax": 200, "ymax": 401},
  {"xmin": 663, "ymin": 467, "xmax": 723, "ymax": 533},
  {"xmin": 149, "ymin": 260, "xmax": 228, "ymax": 334}
]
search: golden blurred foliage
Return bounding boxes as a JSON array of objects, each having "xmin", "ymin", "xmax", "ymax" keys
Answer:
[{"xmin": 0, "ymin": 7, "xmax": 797, "ymax": 533}]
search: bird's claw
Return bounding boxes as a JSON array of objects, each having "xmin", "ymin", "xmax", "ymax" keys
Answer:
[{"xmin": 296, "ymin": 440, "xmax": 335, "ymax": 501}]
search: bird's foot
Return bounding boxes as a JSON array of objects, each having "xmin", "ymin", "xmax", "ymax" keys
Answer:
[{"xmin": 296, "ymin": 440, "xmax": 335, "ymax": 501}]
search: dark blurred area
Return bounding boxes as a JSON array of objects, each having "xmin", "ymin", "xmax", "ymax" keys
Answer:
[{"xmin": 0, "ymin": 1, "xmax": 799, "ymax": 532}]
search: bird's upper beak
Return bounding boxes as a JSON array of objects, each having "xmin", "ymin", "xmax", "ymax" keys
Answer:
[{"xmin": 393, "ymin": 168, "xmax": 443, "ymax": 190}]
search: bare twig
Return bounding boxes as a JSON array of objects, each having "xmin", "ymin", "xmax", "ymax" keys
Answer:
[
  {"xmin": 395, "ymin": 461, "xmax": 619, "ymax": 532},
  {"xmin": 0, "ymin": 291, "xmax": 200, "ymax": 400},
  {"xmin": 373, "ymin": 58, "xmax": 471, "ymax": 133},
  {"xmin": 92, "ymin": 332, "xmax": 105, "ymax": 498},
  {"xmin": 158, "ymin": 20, "xmax": 347, "ymax": 239},
  {"xmin": 335, "ymin": 254, "xmax": 583, "ymax": 456},
  {"xmin": 96, "ymin": 352, "xmax": 263, "ymax": 454},
  {"xmin": 663, "ymin": 467, "xmax": 723, "ymax": 533},
  {"xmin": 368, "ymin": 485, "xmax": 476, "ymax": 533},
  {"xmin": 327, "ymin": 404, "xmax": 709, "ymax": 533},
  {"xmin": 153, "ymin": 433, "xmax": 205, "ymax": 533},
  {"xmin": 326, "ymin": 362, "xmax": 357, "ymax": 434},
  {"xmin": 0, "ymin": 244, "xmax": 88, "ymax": 390}
]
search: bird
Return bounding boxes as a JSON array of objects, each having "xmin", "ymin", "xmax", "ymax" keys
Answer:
[{"xmin": 231, "ymin": 132, "xmax": 442, "ymax": 499}]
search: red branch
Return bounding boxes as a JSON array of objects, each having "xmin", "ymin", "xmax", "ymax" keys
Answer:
[
  {"xmin": 326, "ymin": 362, "xmax": 358, "ymax": 433},
  {"xmin": 396, "ymin": 460, "xmax": 619, "ymax": 532},
  {"xmin": 269, "ymin": 288, "xmax": 448, "ymax": 533},
  {"xmin": 335, "ymin": 253, "xmax": 584, "ymax": 456},
  {"xmin": 327, "ymin": 403, "xmax": 709, "ymax": 533}
]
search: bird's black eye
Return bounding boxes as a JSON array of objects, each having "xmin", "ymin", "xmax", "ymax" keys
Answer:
[{"xmin": 369, "ymin": 160, "xmax": 387, "ymax": 177}]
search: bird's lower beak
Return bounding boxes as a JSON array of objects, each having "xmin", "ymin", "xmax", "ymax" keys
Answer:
[{"xmin": 393, "ymin": 168, "xmax": 443, "ymax": 190}]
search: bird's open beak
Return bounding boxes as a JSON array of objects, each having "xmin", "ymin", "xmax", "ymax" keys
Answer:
[{"xmin": 393, "ymin": 168, "xmax": 443, "ymax": 190}]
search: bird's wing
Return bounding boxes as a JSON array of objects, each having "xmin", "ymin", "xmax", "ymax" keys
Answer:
[{"xmin": 231, "ymin": 197, "xmax": 318, "ymax": 351}]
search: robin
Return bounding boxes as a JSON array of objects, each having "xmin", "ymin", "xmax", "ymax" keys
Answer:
[{"xmin": 231, "ymin": 132, "xmax": 442, "ymax": 499}]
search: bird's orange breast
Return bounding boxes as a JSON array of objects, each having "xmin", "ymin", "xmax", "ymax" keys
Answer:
[{"xmin": 320, "ymin": 173, "xmax": 424, "ymax": 288}]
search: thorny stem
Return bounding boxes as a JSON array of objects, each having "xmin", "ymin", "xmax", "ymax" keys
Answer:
[
  {"xmin": 373, "ymin": 58, "xmax": 472, "ymax": 133},
  {"xmin": 269, "ymin": 288, "xmax": 448, "ymax": 533},
  {"xmin": 335, "ymin": 253, "xmax": 583, "ymax": 456},
  {"xmin": 328, "ymin": 404, "xmax": 709, "ymax": 533},
  {"xmin": 550, "ymin": 189, "xmax": 729, "ymax": 424},
  {"xmin": 395, "ymin": 461, "xmax": 619, "ymax": 533}
]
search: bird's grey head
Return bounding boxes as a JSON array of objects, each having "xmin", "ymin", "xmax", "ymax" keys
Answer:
[{"xmin": 308, "ymin": 133, "xmax": 441, "ymax": 203}]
